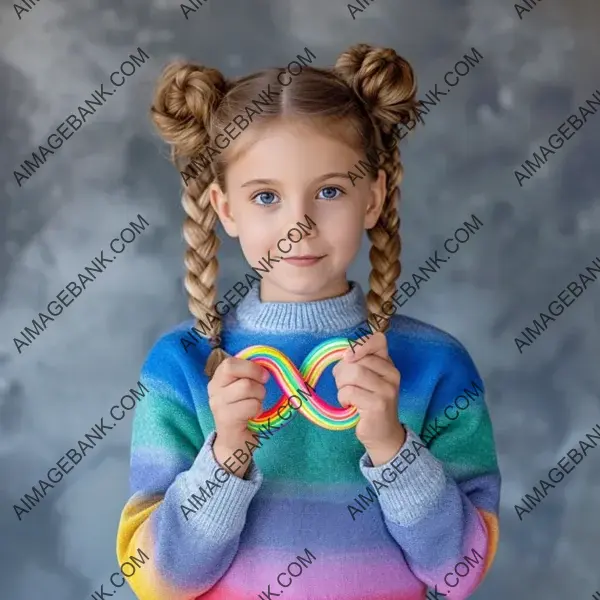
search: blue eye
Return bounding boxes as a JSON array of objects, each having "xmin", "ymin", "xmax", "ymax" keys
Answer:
[
  {"xmin": 252, "ymin": 191, "xmax": 279, "ymax": 206},
  {"xmin": 318, "ymin": 186, "xmax": 343, "ymax": 200}
]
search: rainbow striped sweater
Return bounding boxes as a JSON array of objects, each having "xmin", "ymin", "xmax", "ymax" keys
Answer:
[{"xmin": 116, "ymin": 282, "xmax": 500, "ymax": 599}]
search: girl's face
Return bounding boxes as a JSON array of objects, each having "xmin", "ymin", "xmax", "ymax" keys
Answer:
[{"xmin": 209, "ymin": 118, "xmax": 387, "ymax": 303}]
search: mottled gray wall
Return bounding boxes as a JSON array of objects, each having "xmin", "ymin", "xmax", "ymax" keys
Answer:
[{"xmin": 1, "ymin": 0, "xmax": 600, "ymax": 598}]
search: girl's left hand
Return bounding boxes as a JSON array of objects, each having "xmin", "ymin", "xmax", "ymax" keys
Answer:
[{"xmin": 332, "ymin": 332, "xmax": 406, "ymax": 466}]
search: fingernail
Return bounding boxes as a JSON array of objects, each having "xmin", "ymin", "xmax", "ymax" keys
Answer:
[{"xmin": 262, "ymin": 370, "xmax": 270, "ymax": 382}]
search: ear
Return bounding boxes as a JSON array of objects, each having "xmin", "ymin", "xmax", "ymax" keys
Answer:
[
  {"xmin": 364, "ymin": 168, "xmax": 389, "ymax": 230},
  {"xmin": 209, "ymin": 182, "xmax": 239, "ymax": 238}
]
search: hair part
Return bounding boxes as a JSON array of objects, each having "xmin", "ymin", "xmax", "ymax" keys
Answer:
[{"xmin": 150, "ymin": 44, "xmax": 420, "ymax": 377}]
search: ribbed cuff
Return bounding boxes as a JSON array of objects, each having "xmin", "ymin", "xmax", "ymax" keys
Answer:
[
  {"xmin": 183, "ymin": 431, "xmax": 263, "ymax": 543},
  {"xmin": 359, "ymin": 427, "xmax": 447, "ymax": 526}
]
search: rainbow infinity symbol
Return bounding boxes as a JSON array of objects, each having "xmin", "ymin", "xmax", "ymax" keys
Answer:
[{"xmin": 236, "ymin": 337, "xmax": 359, "ymax": 431}]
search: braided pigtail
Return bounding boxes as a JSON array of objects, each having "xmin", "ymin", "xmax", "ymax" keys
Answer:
[
  {"xmin": 150, "ymin": 62, "xmax": 231, "ymax": 377},
  {"xmin": 334, "ymin": 44, "xmax": 419, "ymax": 329}
]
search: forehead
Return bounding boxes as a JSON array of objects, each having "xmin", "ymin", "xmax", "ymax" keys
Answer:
[{"xmin": 224, "ymin": 117, "xmax": 364, "ymax": 180}]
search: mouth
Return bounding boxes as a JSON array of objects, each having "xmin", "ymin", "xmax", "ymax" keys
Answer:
[{"xmin": 282, "ymin": 255, "xmax": 326, "ymax": 266}]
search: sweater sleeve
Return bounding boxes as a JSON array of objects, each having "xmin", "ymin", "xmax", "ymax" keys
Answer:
[
  {"xmin": 359, "ymin": 342, "xmax": 500, "ymax": 599},
  {"xmin": 116, "ymin": 337, "xmax": 263, "ymax": 600}
]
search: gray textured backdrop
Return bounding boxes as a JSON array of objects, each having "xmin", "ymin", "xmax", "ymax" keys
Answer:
[{"xmin": 1, "ymin": 0, "xmax": 600, "ymax": 598}]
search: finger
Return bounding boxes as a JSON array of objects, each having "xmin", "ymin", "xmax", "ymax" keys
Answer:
[
  {"xmin": 334, "ymin": 355, "xmax": 399, "ymax": 385},
  {"xmin": 344, "ymin": 331, "xmax": 389, "ymax": 362},
  {"xmin": 210, "ymin": 357, "xmax": 269, "ymax": 389},
  {"xmin": 360, "ymin": 355, "xmax": 400, "ymax": 387},
  {"xmin": 212, "ymin": 378, "xmax": 267, "ymax": 407},
  {"xmin": 338, "ymin": 386, "xmax": 373, "ymax": 410},
  {"xmin": 339, "ymin": 387, "xmax": 393, "ymax": 415},
  {"xmin": 333, "ymin": 362, "xmax": 386, "ymax": 394},
  {"xmin": 337, "ymin": 384, "xmax": 361, "ymax": 408},
  {"xmin": 230, "ymin": 397, "xmax": 264, "ymax": 421}
]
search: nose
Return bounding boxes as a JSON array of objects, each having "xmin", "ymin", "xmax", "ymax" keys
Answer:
[
  {"xmin": 285, "ymin": 213, "xmax": 317, "ymax": 243},
  {"xmin": 286, "ymin": 202, "xmax": 318, "ymax": 235}
]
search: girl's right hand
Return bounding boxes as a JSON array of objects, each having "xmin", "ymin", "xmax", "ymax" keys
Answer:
[{"xmin": 207, "ymin": 357, "xmax": 270, "ymax": 477}]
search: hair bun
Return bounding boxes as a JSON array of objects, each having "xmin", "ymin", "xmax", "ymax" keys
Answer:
[
  {"xmin": 334, "ymin": 43, "xmax": 418, "ymax": 129},
  {"xmin": 150, "ymin": 62, "xmax": 229, "ymax": 158}
]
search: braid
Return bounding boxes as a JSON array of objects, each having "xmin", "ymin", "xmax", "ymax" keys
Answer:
[
  {"xmin": 150, "ymin": 60, "xmax": 231, "ymax": 377},
  {"xmin": 181, "ymin": 175, "xmax": 230, "ymax": 377},
  {"xmin": 366, "ymin": 145, "xmax": 402, "ymax": 332},
  {"xmin": 334, "ymin": 43, "xmax": 418, "ymax": 332}
]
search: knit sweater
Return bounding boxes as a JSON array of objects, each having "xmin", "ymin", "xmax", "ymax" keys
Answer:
[{"xmin": 116, "ymin": 281, "xmax": 500, "ymax": 600}]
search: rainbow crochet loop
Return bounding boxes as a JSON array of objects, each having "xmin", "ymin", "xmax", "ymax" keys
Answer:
[{"xmin": 236, "ymin": 337, "xmax": 359, "ymax": 432}]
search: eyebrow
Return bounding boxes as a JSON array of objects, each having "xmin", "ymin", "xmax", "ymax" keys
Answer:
[{"xmin": 240, "ymin": 172, "xmax": 352, "ymax": 188}]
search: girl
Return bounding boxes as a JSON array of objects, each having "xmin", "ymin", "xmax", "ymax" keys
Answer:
[{"xmin": 116, "ymin": 43, "xmax": 500, "ymax": 600}]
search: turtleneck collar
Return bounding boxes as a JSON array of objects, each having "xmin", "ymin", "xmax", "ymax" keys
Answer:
[{"xmin": 229, "ymin": 280, "xmax": 368, "ymax": 334}]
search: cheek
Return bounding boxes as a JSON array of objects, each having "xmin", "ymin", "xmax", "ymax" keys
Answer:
[
  {"xmin": 237, "ymin": 213, "xmax": 270, "ymax": 239},
  {"xmin": 236, "ymin": 222, "xmax": 271, "ymax": 258},
  {"xmin": 344, "ymin": 200, "xmax": 369, "ymax": 229},
  {"xmin": 326, "ymin": 215, "xmax": 364, "ymax": 252},
  {"xmin": 335, "ymin": 235, "xmax": 361, "ymax": 259}
]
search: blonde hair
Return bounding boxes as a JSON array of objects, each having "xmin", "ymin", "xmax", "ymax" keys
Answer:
[{"xmin": 150, "ymin": 44, "xmax": 419, "ymax": 377}]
